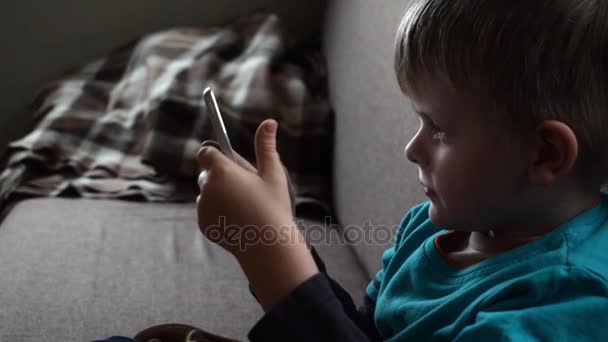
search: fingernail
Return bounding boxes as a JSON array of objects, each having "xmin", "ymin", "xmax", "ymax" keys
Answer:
[
  {"xmin": 265, "ymin": 120, "xmax": 277, "ymax": 134},
  {"xmin": 202, "ymin": 141, "xmax": 220, "ymax": 149}
]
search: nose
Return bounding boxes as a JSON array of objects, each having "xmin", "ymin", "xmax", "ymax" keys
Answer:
[{"xmin": 404, "ymin": 129, "xmax": 426, "ymax": 166}]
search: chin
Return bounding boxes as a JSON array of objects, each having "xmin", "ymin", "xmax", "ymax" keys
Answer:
[
  {"xmin": 427, "ymin": 202, "xmax": 449, "ymax": 229},
  {"xmin": 427, "ymin": 202, "xmax": 470, "ymax": 231}
]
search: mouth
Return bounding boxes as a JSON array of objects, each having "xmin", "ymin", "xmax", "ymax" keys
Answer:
[{"xmin": 420, "ymin": 181, "xmax": 436, "ymax": 197}]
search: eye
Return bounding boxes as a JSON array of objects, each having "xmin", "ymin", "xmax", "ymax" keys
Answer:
[
  {"xmin": 413, "ymin": 112, "xmax": 447, "ymax": 142},
  {"xmin": 429, "ymin": 122, "xmax": 446, "ymax": 141}
]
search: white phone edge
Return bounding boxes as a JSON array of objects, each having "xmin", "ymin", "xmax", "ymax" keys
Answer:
[{"xmin": 202, "ymin": 87, "xmax": 235, "ymax": 161}]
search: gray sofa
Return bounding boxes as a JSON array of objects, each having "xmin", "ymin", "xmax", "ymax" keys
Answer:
[{"xmin": 0, "ymin": 0, "xmax": 426, "ymax": 340}]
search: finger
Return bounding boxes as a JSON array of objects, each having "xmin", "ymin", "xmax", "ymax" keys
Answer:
[
  {"xmin": 254, "ymin": 119, "xmax": 284, "ymax": 185},
  {"xmin": 201, "ymin": 140, "xmax": 221, "ymax": 149},
  {"xmin": 197, "ymin": 170, "xmax": 209, "ymax": 189},
  {"xmin": 197, "ymin": 145, "xmax": 228, "ymax": 170},
  {"xmin": 234, "ymin": 152, "xmax": 257, "ymax": 173},
  {"xmin": 282, "ymin": 164, "xmax": 297, "ymax": 215},
  {"xmin": 201, "ymin": 140, "xmax": 256, "ymax": 173}
]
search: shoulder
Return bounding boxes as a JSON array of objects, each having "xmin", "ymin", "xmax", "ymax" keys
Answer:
[
  {"xmin": 454, "ymin": 266, "xmax": 608, "ymax": 340},
  {"xmin": 483, "ymin": 265, "xmax": 608, "ymax": 309},
  {"xmin": 560, "ymin": 195, "xmax": 608, "ymax": 281}
]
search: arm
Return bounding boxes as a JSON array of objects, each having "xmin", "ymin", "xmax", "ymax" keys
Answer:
[
  {"xmin": 196, "ymin": 120, "xmax": 383, "ymax": 341},
  {"xmin": 234, "ymin": 216, "xmax": 319, "ymax": 313},
  {"xmin": 248, "ymin": 244, "xmax": 382, "ymax": 341},
  {"xmin": 248, "ymin": 272, "xmax": 380, "ymax": 341},
  {"xmin": 236, "ymin": 217, "xmax": 381, "ymax": 341},
  {"xmin": 245, "ymin": 203, "xmax": 418, "ymax": 342}
]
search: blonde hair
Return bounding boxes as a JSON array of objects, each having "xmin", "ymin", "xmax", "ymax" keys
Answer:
[{"xmin": 395, "ymin": 0, "xmax": 608, "ymax": 186}]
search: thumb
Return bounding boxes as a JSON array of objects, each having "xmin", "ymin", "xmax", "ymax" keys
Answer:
[{"xmin": 254, "ymin": 119, "xmax": 284, "ymax": 184}]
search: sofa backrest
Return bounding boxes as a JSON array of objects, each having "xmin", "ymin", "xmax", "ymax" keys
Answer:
[{"xmin": 323, "ymin": 0, "xmax": 426, "ymax": 277}]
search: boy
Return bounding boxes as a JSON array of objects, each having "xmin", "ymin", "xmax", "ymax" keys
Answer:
[
  {"xmin": 100, "ymin": 0, "xmax": 608, "ymax": 340},
  {"xmin": 195, "ymin": 0, "xmax": 608, "ymax": 340}
]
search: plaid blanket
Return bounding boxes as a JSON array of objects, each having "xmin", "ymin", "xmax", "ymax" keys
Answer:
[{"xmin": 0, "ymin": 13, "xmax": 334, "ymax": 213}]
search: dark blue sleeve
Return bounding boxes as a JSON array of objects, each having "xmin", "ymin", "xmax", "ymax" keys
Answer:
[
  {"xmin": 91, "ymin": 337, "xmax": 136, "ymax": 342},
  {"xmin": 248, "ymin": 245, "xmax": 381, "ymax": 341}
]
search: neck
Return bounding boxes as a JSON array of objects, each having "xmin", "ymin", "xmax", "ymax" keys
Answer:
[{"xmin": 468, "ymin": 192, "xmax": 600, "ymax": 255}]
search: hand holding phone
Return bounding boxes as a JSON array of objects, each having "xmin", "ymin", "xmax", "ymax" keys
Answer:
[{"xmin": 202, "ymin": 87, "xmax": 235, "ymax": 161}]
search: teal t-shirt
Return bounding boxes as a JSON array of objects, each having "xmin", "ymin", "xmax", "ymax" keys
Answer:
[{"xmin": 366, "ymin": 194, "xmax": 608, "ymax": 341}]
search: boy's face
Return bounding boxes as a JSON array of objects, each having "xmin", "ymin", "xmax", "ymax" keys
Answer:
[{"xmin": 405, "ymin": 75, "xmax": 532, "ymax": 231}]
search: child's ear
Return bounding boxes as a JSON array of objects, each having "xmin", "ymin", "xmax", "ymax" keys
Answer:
[{"xmin": 528, "ymin": 120, "xmax": 578, "ymax": 186}]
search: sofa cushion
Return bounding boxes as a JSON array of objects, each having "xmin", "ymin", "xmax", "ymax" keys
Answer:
[
  {"xmin": 322, "ymin": 0, "xmax": 427, "ymax": 277},
  {"xmin": 0, "ymin": 198, "xmax": 367, "ymax": 342}
]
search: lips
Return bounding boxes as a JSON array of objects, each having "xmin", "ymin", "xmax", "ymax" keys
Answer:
[
  {"xmin": 420, "ymin": 180, "xmax": 436, "ymax": 197},
  {"xmin": 419, "ymin": 180, "xmax": 431, "ymax": 190}
]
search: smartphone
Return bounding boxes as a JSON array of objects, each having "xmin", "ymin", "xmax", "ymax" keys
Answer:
[{"xmin": 202, "ymin": 87, "xmax": 235, "ymax": 161}]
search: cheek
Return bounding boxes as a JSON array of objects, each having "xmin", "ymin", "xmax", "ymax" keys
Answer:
[
  {"xmin": 438, "ymin": 147, "xmax": 522, "ymax": 203},
  {"xmin": 434, "ymin": 150, "xmax": 491, "ymax": 198}
]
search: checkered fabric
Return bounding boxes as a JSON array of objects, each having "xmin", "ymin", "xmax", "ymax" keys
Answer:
[{"xmin": 0, "ymin": 12, "xmax": 334, "ymax": 213}]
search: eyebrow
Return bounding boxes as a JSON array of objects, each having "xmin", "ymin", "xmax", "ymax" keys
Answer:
[
  {"xmin": 410, "ymin": 103, "xmax": 446, "ymax": 124},
  {"xmin": 413, "ymin": 110, "xmax": 449, "ymax": 130},
  {"xmin": 415, "ymin": 111, "xmax": 430, "ymax": 119},
  {"xmin": 413, "ymin": 110, "xmax": 435, "ymax": 122},
  {"xmin": 410, "ymin": 104, "xmax": 429, "ymax": 117}
]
